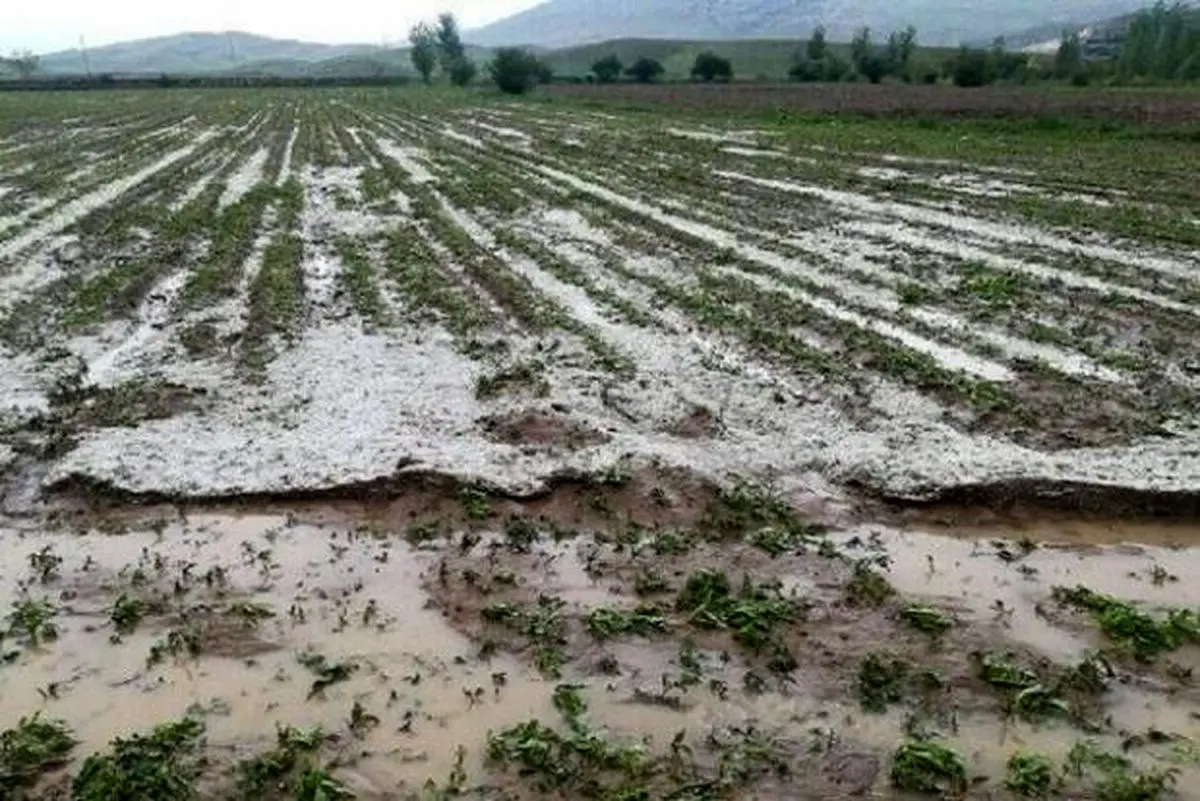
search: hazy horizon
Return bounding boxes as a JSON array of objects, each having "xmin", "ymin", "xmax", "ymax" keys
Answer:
[{"xmin": 2, "ymin": 0, "xmax": 545, "ymax": 55}]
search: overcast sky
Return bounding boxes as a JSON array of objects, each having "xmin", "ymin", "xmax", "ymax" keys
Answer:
[{"xmin": 3, "ymin": 0, "xmax": 544, "ymax": 54}]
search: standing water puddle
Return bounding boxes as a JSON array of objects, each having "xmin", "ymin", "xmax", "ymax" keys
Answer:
[{"xmin": 2, "ymin": 501, "xmax": 1198, "ymax": 797}]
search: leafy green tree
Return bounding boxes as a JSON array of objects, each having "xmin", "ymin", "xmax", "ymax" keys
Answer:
[
  {"xmin": 4, "ymin": 50, "xmax": 39, "ymax": 78},
  {"xmin": 434, "ymin": 11, "xmax": 475, "ymax": 86},
  {"xmin": 625, "ymin": 57, "xmax": 665, "ymax": 83},
  {"xmin": 1118, "ymin": 2, "xmax": 1200, "ymax": 81},
  {"xmin": 806, "ymin": 26, "xmax": 828, "ymax": 61},
  {"xmin": 436, "ymin": 13, "xmax": 466, "ymax": 71},
  {"xmin": 408, "ymin": 23, "xmax": 438, "ymax": 84},
  {"xmin": 850, "ymin": 27, "xmax": 873, "ymax": 71},
  {"xmin": 691, "ymin": 51, "xmax": 733, "ymax": 82},
  {"xmin": 591, "ymin": 54, "xmax": 623, "ymax": 83},
  {"xmin": 1055, "ymin": 31, "xmax": 1083, "ymax": 79},
  {"xmin": 988, "ymin": 37, "xmax": 1029, "ymax": 82},
  {"xmin": 489, "ymin": 48, "xmax": 542, "ymax": 94},
  {"xmin": 886, "ymin": 26, "xmax": 917, "ymax": 78}
]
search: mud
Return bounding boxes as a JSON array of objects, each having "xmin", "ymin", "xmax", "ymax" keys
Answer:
[{"xmin": 3, "ymin": 478, "xmax": 1199, "ymax": 799}]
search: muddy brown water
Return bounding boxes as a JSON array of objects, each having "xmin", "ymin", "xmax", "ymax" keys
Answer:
[{"xmin": 2, "ymin": 500, "xmax": 1199, "ymax": 798}]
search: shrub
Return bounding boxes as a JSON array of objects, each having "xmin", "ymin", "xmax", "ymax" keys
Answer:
[
  {"xmin": 447, "ymin": 57, "xmax": 477, "ymax": 87},
  {"xmin": 951, "ymin": 47, "xmax": 992, "ymax": 87},
  {"xmin": 489, "ymin": 48, "xmax": 543, "ymax": 94},
  {"xmin": 625, "ymin": 56, "xmax": 665, "ymax": 83},
  {"xmin": 691, "ymin": 51, "xmax": 733, "ymax": 82},
  {"xmin": 591, "ymin": 54, "xmax": 623, "ymax": 83}
]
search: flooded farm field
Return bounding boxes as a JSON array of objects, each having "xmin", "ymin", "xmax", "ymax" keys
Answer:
[{"xmin": 1, "ymin": 87, "xmax": 1198, "ymax": 800}]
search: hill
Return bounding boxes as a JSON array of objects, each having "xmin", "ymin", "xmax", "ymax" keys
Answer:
[
  {"xmin": 227, "ymin": 45, "xmax": 493, "ymax": 79},
  {"xmin": 36, "ymin": 32, "xmax": 378, "ymax": 75},
  {"xmin": 465, "ymin": 0, "xmax": 1155, "ymax": 48}
]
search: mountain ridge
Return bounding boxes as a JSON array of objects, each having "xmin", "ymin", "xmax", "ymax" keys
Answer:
[
  {"xmin": 465, "ymin": 0, "xmax": 1156, "ymax": 48},
  {"xmin": 36, "ymin": 32, "xmax": 379, "ymax": 75}
]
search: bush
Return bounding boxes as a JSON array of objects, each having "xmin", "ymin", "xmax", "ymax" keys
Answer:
[
  {"xmin": 950, "ymin": 47, "xmax": 992, "ymax": 87},
  {"xmin": 625, "ymin": 57, "xmax": 665, "ymax": 83},
  {"xmin": 691, "ymin": 51, "xmax": 733, "ymax": 82},
  {"xmin": 447, "ymin": 57, "xmax": 476, "ymax": 87},
  {"xmin": 591, "ymin": 54, "xmax": 623, "ymax": 83},
  {"xmin": 857, "ymin": 53, "xmax": 890, "ymax": 84},
  {"xmin": 489, "ymin": 48, "xmax": 543, "ymax": 94},
  {"xmin": 789, "ymin": 57, "xmax": 824, "ymax": 82}
]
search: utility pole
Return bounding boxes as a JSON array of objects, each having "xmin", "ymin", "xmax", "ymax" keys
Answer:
[
  {"xmin": 78, "ymin": 34, "xmax": 92, "ymax": 77},
  {"xmin": 227, "ymin": 31, "xmax": 238, "ymax": 67}
]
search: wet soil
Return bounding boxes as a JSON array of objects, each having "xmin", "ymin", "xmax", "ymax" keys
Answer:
[{"xmin": 2, "ymin": 474, "xmax": 1199, "ymax": 800}]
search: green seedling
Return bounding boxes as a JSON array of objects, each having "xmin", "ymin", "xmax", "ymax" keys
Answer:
[
  {"xmin": 474, "ymin": 361, "xmax": 549, "ymax": 400},
  {"xmin": 1005, "ymin": 752, "xmax": 1056, "ymax": 797},
  {"xmin": 649, "ymin": 530, "xmax": 693, "ymax": 556},
  {"xmin": 73, "ymin": 718, "xmax": 205, "ymax": 801},
  {"xmin": 27, "ymin": 547, "xmax": 63, "ymax": 583},
  {"xmin": 586, "ymin": 606, "xmax": 670, "ymax": 639},
  {"xmin": 890, "ymin": 741, "xmax": 968, "ymax": 796},
  {"xmin": 1052, "ymin": 585, "xmax": 1200, "ymax": 662},
  {"xmin": 481, "ymin": 595, "xmax": 568, "ymax": 677},
  {"xmin": 710, "ymin": 725, "xmax": 792, "ymax": 785},
  {"xmin": 1067, "ymin": 741, "xmax": 1179, "ymax": 801},
  {"xmin": 675, "ymin": 569, "xmax": 805, "ymax": 656},
  {"xmin": 349, "ymin": 701, "xmax": 380, "ymax": 738},
  {"xmin": 225, "ymin": 601, "xmax": 275, "ymax": 626},
  {"xmin": 901, "ymin": 604, "xmax": 954, "ymax": 636},
  {"xmin": 844, "ymin": 559, "xmax": 894, "ymax": 607},
  {"xmin": 235, "ymin": 725, "xmax": 326, "ymax": 797},
  {"xmin": 297, "ymin": 652, "xmax": 359, "ymax": 699},
  {"xmin": 458, "ymin": 486, "xmax": 493, "ymax": 521},
  {"xmin": 6, "ymin": 598, "xmax": 58, "ymax": 647},
  {"xmin": 551, "ymin": 683, "xmax": 589, "ymax": 725},
  {"xmin": 503, "ymin": 516, "xmax": 541, "ymax": 552},
  {"xmin": 146, "ymin": 624, "xmax": 203, "ymax": 668},
  {"xmin": 705, "ymin": 480, "xmax": 820, "ymax": 542},
  {"xmin": 858, "ymin": 652, "xmax": 913, "ymax": 713},
  {"xmin": 293, "ymin": 765, "xmax": 354, "ymax": 801},
  {"xmin": 108, "ymin": 594, "xmax": 164, "ymax": 635},
  {"xmin": 0, "ymin": 713, "xmax": 76, "ymax": 794}
]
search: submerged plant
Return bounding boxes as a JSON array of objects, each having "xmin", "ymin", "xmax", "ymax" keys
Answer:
[
  {"xmin": 73, "ymin": 718, "xmax": 206, "ymax": 801},
  {"xmin": 675, "ymin": 569, "xmax": 805, "ymax": 654},
  {"xmin": 0, "ymin": 714, "xmax": 76, "ymax": 793},
  {"xmin": 585, "ymin": 606, "xmax": 670, "ymax": 639},
  {"xmin": 1052, "ymin": 585, "xmax": 1200, "ymax": 662},
  {"xmin": 1005, "ymin": 752, "xmax": 1056, "ymax": 797},
  {"xmin": 890, "ymin": 741, "xmax": 968, "ymax": 796}
]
